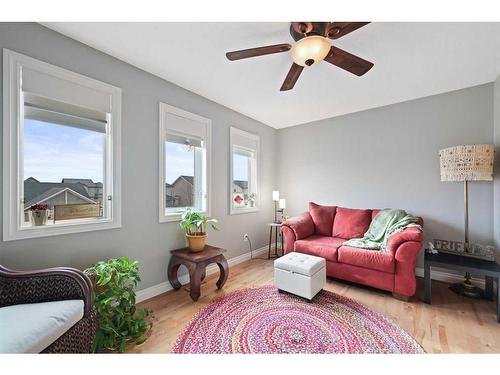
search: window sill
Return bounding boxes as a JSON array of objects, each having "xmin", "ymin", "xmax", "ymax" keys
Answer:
[
  {"xmin": 159, "ymin": 210, "xmax": 210, "ymax": 223},
  {"xmin": 229, "ymin": 207, "xmax": 260, "ymax": 215},
  {"xmin": 159, "ymin": 214, "xmax": 182, "ymax": 223},
  {"xmin": 3, "ymin": 219, "xmax": 121, "ymax": 241}
]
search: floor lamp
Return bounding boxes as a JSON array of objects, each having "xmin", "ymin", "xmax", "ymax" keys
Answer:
[{"xmin": 439, "ymin": 144, "xmax": 494, "ymax": 298}]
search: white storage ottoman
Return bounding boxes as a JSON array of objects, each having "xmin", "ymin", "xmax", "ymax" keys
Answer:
[{"xmin": 274, "ymin": 252, "xmax": 326, "ymax": 301}]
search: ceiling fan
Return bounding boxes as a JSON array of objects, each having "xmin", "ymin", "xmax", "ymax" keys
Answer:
[{"xmin": 226, "ymin": 22, "xmax": 374, "ymax": 91}]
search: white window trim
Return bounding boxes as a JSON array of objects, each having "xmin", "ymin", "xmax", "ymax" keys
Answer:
[
  {"xmin": 229, "ymin": 127, "xmax": 260, "ymax": 215},
  {"xmin": 2, "ymin": 49, "xmax": 122, "ymax": 241},
  {"xmin": 158, "ymin": 102, "xmax": 212, "ymax": 223}
]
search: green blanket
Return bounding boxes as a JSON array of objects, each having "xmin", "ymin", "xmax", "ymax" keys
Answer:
[{"xmin": 343, "ymin": 208, "xmax": 421, "ymax": 252}]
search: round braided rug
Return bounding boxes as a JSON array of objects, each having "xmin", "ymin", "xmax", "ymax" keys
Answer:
[{"xmin": 172, "ymin": 285, "xmax": 424, "ymax": 354}]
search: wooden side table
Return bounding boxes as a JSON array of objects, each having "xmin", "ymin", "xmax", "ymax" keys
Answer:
[
  {"xmin": 424, "ymin": 251, "xmax": 500, "ymax": 323},
  {"xmin": 268, "ymin": 223, "xmax": 284, "ymax": 259},
  {"xmin": 168, "ymin": 245, "xmax": 228, "ymax": 302}
]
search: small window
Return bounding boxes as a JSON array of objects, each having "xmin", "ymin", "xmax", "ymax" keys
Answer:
[
  {"xmin": 3, "ymin": 49, "xmax": 122, "ymax": 241},
  {"xmin": 159, "ymin": 103, "xmax": 211, "ymax": 222},
  {"xmin": 230, "ymin": 127, "xmax": 260, "ymax": 214}
]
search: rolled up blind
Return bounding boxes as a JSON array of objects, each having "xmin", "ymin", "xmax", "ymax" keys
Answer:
[
  {"xmin": 233, "ymin": 146, "xmax": 255, "ymax": 158},
  {"xmin": 166, "ymin": 132, "xmax": 202, "ymax": 148},
  {"xmin": 24, "ymin": 94, "xmax": 107, "ymax": 134},
  {"xmin": 165, "ymin": 113, "xmax": 207, "ymax": 140},
  {"xmin": 232, "ymin": 131, "xmax": 259, "ymax": 152},
  {"xmin": 22, "ymin": 67, "xmax": 110, "ymax": 134},
  {"xmin": 22, "ymin": 67, "xmax": 112, "ymax": 113}
]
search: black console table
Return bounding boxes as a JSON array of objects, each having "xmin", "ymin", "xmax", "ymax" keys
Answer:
[{"xmin": 424, "ymin": 252, "xmax": 500, "ymax": 323}]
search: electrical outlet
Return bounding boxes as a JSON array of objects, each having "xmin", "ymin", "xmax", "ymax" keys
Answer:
[{"xmin": 243, "ymin": 234, "xmax": 249, "ymax": 242}]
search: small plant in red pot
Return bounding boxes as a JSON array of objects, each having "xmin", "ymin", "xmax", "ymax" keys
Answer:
[
  {"xmin": 30, "ymin": 203, "xmax": 49, "ymax": 226},
  {"xmin": 180, "ymin": 208, "xmax": 220, "ymax": 252}
]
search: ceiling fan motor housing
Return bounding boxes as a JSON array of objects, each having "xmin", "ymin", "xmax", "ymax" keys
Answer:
[{"xmin": 290, "ymin": 22, "xmax": 330, "ymax": 41}]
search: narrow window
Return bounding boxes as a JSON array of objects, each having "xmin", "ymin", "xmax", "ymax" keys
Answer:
[
  {"xmin": 159, "ymin": 103, "xmax": 211, "ymax": 222},
  {"xmin": 230, "ymin": 127, "xmax": 260, "ymax": 214}
]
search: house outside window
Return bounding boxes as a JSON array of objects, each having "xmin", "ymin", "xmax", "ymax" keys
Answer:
[
  {"xmin": 229, "ymin": 127, "xmax": 260, "ymax": 214},
  {"xmin": 159, "ymin": 103, "xmax": 211, "ymax": 222},
  {"xmin": 2, "ymin": 49, "xmax": 122, "ymax": 240}
]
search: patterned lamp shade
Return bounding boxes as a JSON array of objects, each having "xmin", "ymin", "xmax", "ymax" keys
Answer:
[{"xmin": 439, "ymin": 144, "xmax": 494, "ymax": 182}]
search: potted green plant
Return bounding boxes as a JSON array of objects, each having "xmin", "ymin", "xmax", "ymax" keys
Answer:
[
  {"xmin": 84, "ymin": 257, "xmax": 152, "ymax": 353},
  {"xmin": 30, "ymin": 204, "xmax": 49, "ymax": 226},
  {"xmin": 180, "ymin": 208, "xmax": 220, "ymax": 252}
]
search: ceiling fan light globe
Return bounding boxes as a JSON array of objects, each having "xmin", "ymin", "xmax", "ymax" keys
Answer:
[{"xmin": 290, "ymin": 36, "xmax": 331, "ymax": 66}]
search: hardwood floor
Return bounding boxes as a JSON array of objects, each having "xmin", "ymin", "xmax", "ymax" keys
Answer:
[{"xmin": 131, "ymin": 257, "xmax": 500, "ymax": 353}]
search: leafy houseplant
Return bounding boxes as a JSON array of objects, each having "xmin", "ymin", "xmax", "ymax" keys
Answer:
[
  {"xmin": 180, "ymin": 208, "xmax": 220, "ymax": 252},
  {"xmin": 30, "ymin": 203, "xmax": 49, "ymax": 226},
  {"xmin": 84, "ymin": 257, "xmax": 152, "ymax": 353}
]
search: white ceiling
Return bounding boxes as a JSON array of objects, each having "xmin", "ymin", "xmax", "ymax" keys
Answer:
[{"xmin": 43, "ymin": 22, "xmax": 500, "ymax": 129}]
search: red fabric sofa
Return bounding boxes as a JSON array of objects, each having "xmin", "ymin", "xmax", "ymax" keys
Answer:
[{"xmin": 281, "ymin": 203, "xmax": 424, "ymax": 299}]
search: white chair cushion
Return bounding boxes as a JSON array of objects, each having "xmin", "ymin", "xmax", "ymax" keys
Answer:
[
  {"xmin": 274, "ymin": 252, "xmax": 325, "ymax": 276},
  {"xmin": 0, "ymin": 299, "xmax": 84, "ymax": 353}
]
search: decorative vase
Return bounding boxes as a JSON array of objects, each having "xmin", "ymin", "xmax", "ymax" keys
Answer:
[
  {"xmin": 30, "ymin": 210, "xmax": 48, "ymax": 226},
  {"xmin": 186, "ymin": 233, "xmax": 207, "ymax": 252}
]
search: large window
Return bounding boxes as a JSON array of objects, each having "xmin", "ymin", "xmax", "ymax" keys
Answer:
[
  {"xmin": 3, "ymin": 49, "xmax": 122, "ymax": 240},
  {"xmin": 159, "ymin": 103, "xmax": 211, "ymax": 222},
  {"xmin": 229, "ymin": 127, "xmax": 259, "ymax": 214}
]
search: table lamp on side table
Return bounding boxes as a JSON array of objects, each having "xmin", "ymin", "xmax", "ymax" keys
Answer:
[
  {"xmin": 439, "ymin": 144, "xmax": 495, "ymax": 298},
  {"xmin": 272, "ymin": 191, "xmax": 286, "ymax": 223}
]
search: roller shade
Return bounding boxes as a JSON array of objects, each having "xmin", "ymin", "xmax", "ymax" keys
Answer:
[
  {"xmin": 22, "ymin": 66, "xmax": 112, "ymax": 113},
  {"xmin": 23, "ymin": 92, "xmax": 107, "ymax": 133},
  {"xmin": 166, "ymin": 132, "xmax": 202, "ymax": 148},
  {"xmin": 233, "ymin": 146, "xmax": 255, "ymax": 158},
  {"xmin": 165, "ymin": 113, "xmax": 207, "ymax": 140},
  {"xmin": 24, "ymin": 105, "xmax": 107, "ymax": 134},
  {"xmin": 232, "ymin": 130, "xmax": 259, "ymax": 152}
]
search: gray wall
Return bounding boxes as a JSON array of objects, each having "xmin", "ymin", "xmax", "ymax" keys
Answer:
[
  {"xmin": 0, "ymin": 23, "xmax": 277, "ymax": 290},
  {"xmin": 277, "ymin": 84, "xmax": 495, "ymax": 266}
]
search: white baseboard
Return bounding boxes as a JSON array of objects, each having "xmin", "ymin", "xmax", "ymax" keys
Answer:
[
  {"xmin": 415, "ymin": 266, "xmax": 485, "ymax": 287},
  {"xmin": 137, "ymin": 250, "xmax": 488, "ymax": 303},
  {"xmin": 135, "ymin": 246, "xmax": 269, "ymax": 303}
]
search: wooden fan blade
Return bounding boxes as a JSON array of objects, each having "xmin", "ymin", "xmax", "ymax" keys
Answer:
[
  {"xmin": 280, "ymin": 63, "xmax": 304, "ymax": 91},
  {"xmin": 226, "ymin": 44, "xmax": 291, "ymax": 61},
  {"xmin": 324, "ymin": 46, "xmax": 373, "ymax": 76},
  {"xmin": 326, "ymin": 22, "xmax": 370, "ymax": 39}
]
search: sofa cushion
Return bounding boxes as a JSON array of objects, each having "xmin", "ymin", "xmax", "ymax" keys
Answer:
[
  {"xmin": 371, "ymin": 209, "xmax": 380, "ymax": 220},
  {"xmin": 294, "ymin": 235, "xmax": 345, "ymax": 262},
  {"xmin": 332, "ymin": 207, "xmax": 372, "ymax": 239},
  {"xmin": 308, "ymin": 202, "xmax": 337, "ymax": 236},
  {"xmin": 338, "ymin": 245, "xmax": 395, "ymax": 273},
  {"xmin": 0, "ymin": 300, "xmax": 84, "ymax": 353}
]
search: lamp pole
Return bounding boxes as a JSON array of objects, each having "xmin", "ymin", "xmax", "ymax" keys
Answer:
[
  {"xmin": 464, "ymin": 180, "xmax": 469, "ymax": 247},
  {"xmin": 453, "ymin": 178, "xmax": 481, "ymax": 297},
  {"xmin": 274, "ymin": 200, "xmax": 278, "ymax": 223}
]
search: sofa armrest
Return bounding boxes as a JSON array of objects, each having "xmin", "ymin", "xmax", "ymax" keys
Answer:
[
  {"xmin": 0, "ymin": 265, "xmax": 94, "ymax": 316},
  {"xmin": 281, "ymin": 226, "xmax": 296, "ymax": 254},
  {"xmin": 282, "ymin": 212, "xmax": 314, "ymax": 240},
  {"xmin": 281, "ymin": 213, "xmax": 314, "ymax": 254},
  {"xmin": 388, "ymin": 225, "xmax": 424, "ymax": 297},
  {"xmin": 387, "ymin": 226, "xmax": 423, "ymax": 255}
]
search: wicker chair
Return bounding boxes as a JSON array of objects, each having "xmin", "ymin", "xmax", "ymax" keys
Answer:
[{"xmin": 0, "ymin": 265, "xmax": 97, "ymax": 353}]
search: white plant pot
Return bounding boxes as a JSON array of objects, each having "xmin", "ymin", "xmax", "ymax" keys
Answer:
[{"xmin": 30, "ymin": 210, "xmax": 48, "ymax": 226}]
